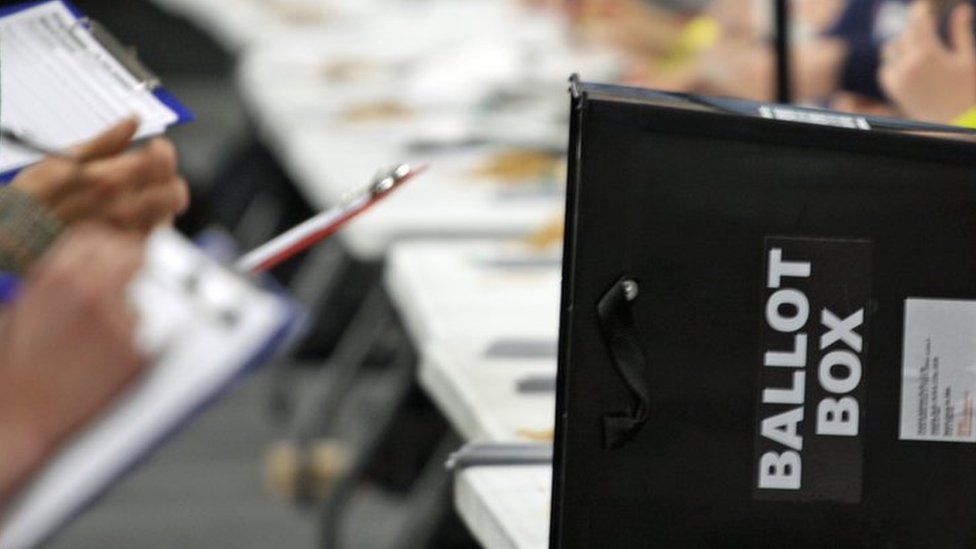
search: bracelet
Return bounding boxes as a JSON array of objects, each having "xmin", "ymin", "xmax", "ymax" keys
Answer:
[{"xmin": 0, "ymin": 186, "xmax": 62, "ymax": 275}]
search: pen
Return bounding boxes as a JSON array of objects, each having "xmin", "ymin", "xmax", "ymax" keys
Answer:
[
  {"xmin": 0, "ymin": 126, "xmax": 79, "ymax": 160},
  {"xmin": 1, "ymin": 122, "xmax": 152, "ymax": 162}
]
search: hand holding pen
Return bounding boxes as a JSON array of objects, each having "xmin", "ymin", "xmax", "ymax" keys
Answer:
[{"xmin": 4, "ymin": 118, "xmax": 190, "ymax": 234}]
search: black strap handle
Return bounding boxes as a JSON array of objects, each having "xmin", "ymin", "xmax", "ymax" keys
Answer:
[{"xmin": 597, "ymin": 277, "xmax": 652, "ymax": 449}]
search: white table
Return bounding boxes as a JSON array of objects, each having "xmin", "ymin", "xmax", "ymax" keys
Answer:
[
  {"xmin": 149, "ymin": 0, "xmax": 382, "ymax": 52},
  {"xmin": 147, "ymin": 0, "xmax": 623, "ymax": 262},
  {"xmin": 388, "ymin": 241, "xmax": 558, "ymax": 442},
  {"xmin": 421, "ymin": 337, "xmax": 555, "ymax": 444},
  {"xmin": 385, "ymin": 240, "xmax": 558, "ymax": 548},
  {"xmin": 148, "ymin": 2, "xmax": 613, "ymax": 545},
  {"xmin": 281, "ymin": 129, "xmax": 566, "ymax": 261},
  {"xmin": 455, "ymin": 465, "xmax": 552, "ymax": 549},
  {"xmin": 384, "ymin": 240, "xmax": 560, "ymax": 344},
  {"xmin": 234, "ymin": 1, "xmax": 620, "ymax": 260}
]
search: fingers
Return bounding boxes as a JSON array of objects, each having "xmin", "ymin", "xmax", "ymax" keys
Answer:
[
  {"xmin": 72, "ymin": 117, "xmax": 139, "ymax": 162},
  {"xmin": 950, "ymin": 2, "xmax": 975, "ymax": 55},
  {"xmin": 9, "ymin": 157, "xmax": 81, "ymax": 204},
  {"xmin": 51, "ymin": 137, "xmax": 186, "ymax": 231},
  {"xmin": 81, "ymin": 137, "xmax": 178, "ymax": 195},
  {"xmin": 107, "ymin": 176, "xmax": 190, "ymax": 232},
  {"xmin": 11, "ymin": 118, "xmax": 185, "ymax": 231},
  {"xmin": 141, "ymin": 139, "xmax": 179, "ymax": 186}
]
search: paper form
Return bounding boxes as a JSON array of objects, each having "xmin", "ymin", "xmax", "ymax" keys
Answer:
[{"xmin": 0, "ymin": 1, "xmax": 180, "ymax": 173}]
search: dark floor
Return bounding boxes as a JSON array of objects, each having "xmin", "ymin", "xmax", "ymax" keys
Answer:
[{"xmin": 49, "ymin": 369, "xmax": 318, "ymax": 549}]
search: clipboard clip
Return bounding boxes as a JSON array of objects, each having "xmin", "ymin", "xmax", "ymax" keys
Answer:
[
  {"xmin": 368, "ymin": 164, "xmax": 413, "ymax": 197},
  {"xmin": 236, "ymin": 163, "xmax": 426, "ymax": 274},
  {"xmin": 70, "ymin": 17, "xmax": 162, "ymax": 92}
]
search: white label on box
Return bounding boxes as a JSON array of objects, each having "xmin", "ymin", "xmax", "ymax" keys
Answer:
[
  {"xmin": 900, "ymin": 299, "xmax": 976, "ymax": 442},
  {"xmin": 758, "ymin": 105, "xmax": 871, "ymax": 130}
]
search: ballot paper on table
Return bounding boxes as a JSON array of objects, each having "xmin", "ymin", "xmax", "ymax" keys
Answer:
[
  {"xmin": 0, "ymin": 0, "xmax": 192, "ymax": 177},
  {"xmin": 0, "ymin": 229, "xmax": 301, "ymax": 549}
]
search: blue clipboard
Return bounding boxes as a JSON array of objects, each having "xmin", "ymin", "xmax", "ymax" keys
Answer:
[{"xmin": 0, "ymin": 0, "xmax": 194, "ymax": 182}]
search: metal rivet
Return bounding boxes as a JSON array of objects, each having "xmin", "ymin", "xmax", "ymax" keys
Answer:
[
  {"xmin": 371, "ymin": 175, "xmax": 396, "ymax": 195},
  {"xmin": 622, "ymin": 279, "xmax": 639, "ymax": 301},
  {"xmin": 393, "ymin": 163, "xmax": 411, "ymax": 180}
]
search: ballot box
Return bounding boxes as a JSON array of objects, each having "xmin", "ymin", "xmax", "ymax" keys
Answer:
[{"xmin": 551, "ymin": 79, "xmax": 976, "ymax": 547}]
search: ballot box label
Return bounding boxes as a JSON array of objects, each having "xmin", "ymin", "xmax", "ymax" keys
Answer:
[
  {"xmin": 754, "ymin": 237, "xmax": 872, "ymax": 503},
  {"xmin": 900, "ymin": 299, "xmax": 976, "ymax": 443}
]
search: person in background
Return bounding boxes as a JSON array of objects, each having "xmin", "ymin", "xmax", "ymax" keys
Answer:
[
  {"xmin": 879, "ymin": 0, "xmax": 976, "ymax": 124},
  {"xmin": 817, "ymin": 0, "xmax": 911, "ymax": 111},
  {"xmin": 0, "ymin": 225, "xmax": 147, "ymax": 510},
  {"xmin": 572, "ymin": 0, "xmax": 697, "ymax": 63},
  {"xmin": 0, "ymin": 118, "xmax": 188, "ymax": 275},
  {"xmin": 620, "ymin": 0, "xmax": 853, "ymax": 103},
  {"xmin": 695, "ymin": 0, "xmax": 890, "ymax": 103}
]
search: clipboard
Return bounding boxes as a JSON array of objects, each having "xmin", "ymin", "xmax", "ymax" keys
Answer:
[
  {"xmin": 0, "ymin": 0, "xmax": 194, "ymax": 179},
  {"xmin": 0, "ymin": 230, "xmax": 304, "ymax": 549},
  {"xmin": 0, "ymin": 160, "xmax": 424, "ymax": 548}
]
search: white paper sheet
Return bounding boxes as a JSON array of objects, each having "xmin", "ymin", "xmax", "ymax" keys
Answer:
[{"xmin": 0, "ymin": 0, "xmax": 180, "ymax": 173}]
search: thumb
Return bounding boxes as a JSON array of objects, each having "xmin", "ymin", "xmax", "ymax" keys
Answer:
[
  {"xmin": 950, "ymin": 2, "xmax": 975, "ymax": 57},
  {"xmin": 72, "ymin": 117, "xmax": 139, "ymax": 161}
]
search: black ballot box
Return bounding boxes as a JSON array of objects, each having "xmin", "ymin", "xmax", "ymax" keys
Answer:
[{"xmin": 551, "ymin": 79, "xmax": 976, "ymax": 548}]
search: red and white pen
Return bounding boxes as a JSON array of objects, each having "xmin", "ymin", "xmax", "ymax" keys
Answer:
[{"xmin": 235, "ymin": 163, "xmax": 426, "ymax": 274}]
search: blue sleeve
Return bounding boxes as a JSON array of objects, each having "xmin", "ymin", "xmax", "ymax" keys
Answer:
[
  {"xmin": 825, "ymin": 0, "xmax": 874, "ymax": 40},
  {"xmin": 836, "ymin": 38, "xmax": 885, "ymax": 100}
]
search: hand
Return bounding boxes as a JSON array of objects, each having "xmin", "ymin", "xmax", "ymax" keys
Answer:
[
  {"xmin": 11, "ymin": 118, "xmax": 190, "ymax": 233},
  {"xmin": 697, "ymin": 39, "xmax": 775, "ymax": 101},
  {"xmin": 0, "ymin": 226, "xmax": 146, "ymax": 506},
  {"xmin": 880, "ymin": 1, "xmax": 976, "ymax": 123},
  {"xmin": 576, "ymin": 0, "xmax": 687, "ymax": 57}
]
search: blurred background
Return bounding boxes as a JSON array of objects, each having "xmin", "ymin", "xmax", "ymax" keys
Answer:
[{"xmin": 2, "ymin": 0, "xmax": 965, "ymax": 547}]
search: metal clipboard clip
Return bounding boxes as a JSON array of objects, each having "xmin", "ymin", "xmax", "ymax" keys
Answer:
[
  {"xmin": 235, "ymin": 163, "xmax": 427, "ymax": 274},
  {"xmin": 69, "ymin": 17, "xmax": 162, "ymax": 92}
]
